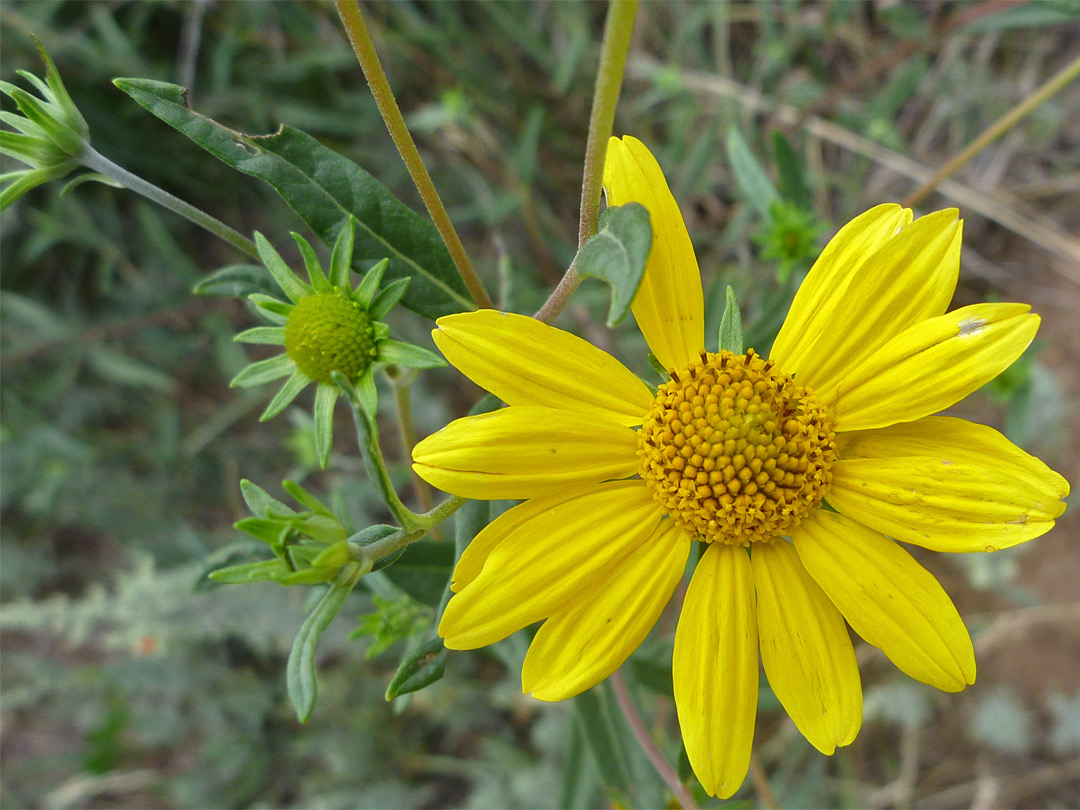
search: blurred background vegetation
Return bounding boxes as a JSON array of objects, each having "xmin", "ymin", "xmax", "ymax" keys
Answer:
[{"xmin": 2, "ymin": 1, "xmax": 1079, "ymax": 807}]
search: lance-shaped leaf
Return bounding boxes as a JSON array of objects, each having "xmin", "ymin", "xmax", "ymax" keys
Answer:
[
  {"xmin": 113, "ymin": 78, "xmax": 475, "ymax": 319},
  {"xmin": 727, "ymin": 126, "xmax": 779, "ymax": 218},
  {"xmin": 287, "ymin": 566, "xmax": 361, "ymax": 722},
  {"xmin": 718, "ymin": 285, "xmax": 744, "ymax": 354},
  {"xmin": 574, "ymin": 203, "xmax": 652, "ymax": 327},
  {"xmin": 385, "ymin": 637, "xmax": 447, "ymax": 700}
]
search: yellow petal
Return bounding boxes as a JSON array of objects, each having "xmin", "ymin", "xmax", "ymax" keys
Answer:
[
  {"xmin": 523, "ymin": 521, "xmax": 691, "ymax": 701},
  {"xmin": 451, "ymin": 491, "xmax": 582, "ymax": 593},
  {"xmin": 752, "ymin": 540, "xmax": 862, "ymax": 754},
  {"xmin": 830, "ymin": 416, "xmax": 1068, "ymax": 552},
  {"xmin": 673, "ymin": 543, "xmax": 757, "ymax": 799},
  {"xmin": 412, "ymin": 405, "xmax": 639, "ymax": 500},
  {"xmin": 438, "ymin": 481, "xmax": 661, "ymax": 649},
  {"xmin": 771, "ymin": 204, "xmax": 913, "ymax": 372},
  {"xmin": 776, "ymin": 210, "xmax": 962, "ymax": 394},
  {"xmin": 433, "ymin": 310, "xmax": 653, "ymax": 427},
  {"xmin": 793, "ymin": 510, "xmax": 975, "ymax": 691},
  {"xmin": 604, "ymin": 136, "xmax": 704, "ymax": 370},
  {"xmin": 824, "ymin": 303, "xmax": 1040, "ymax": 432}
]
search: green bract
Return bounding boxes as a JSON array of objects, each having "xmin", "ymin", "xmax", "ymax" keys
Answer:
[
  {"xmin": 227, "ymin": 215, "xmax": 444, "ymax": 468},
  {"xmin": 0, "ymin": 36, "xmax": 95, "ymax": 210}
]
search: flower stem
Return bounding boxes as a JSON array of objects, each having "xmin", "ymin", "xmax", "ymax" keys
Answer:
[
  {"xmin": 356, "ymin": 495, "xmax": 467, "ymax": 564},
  {"xmin": 335, "ymin": 0, "xmax": 494, "ymax": 311},
  {"xmin": 77, "ymin": 145, "xmax": 259, "ymax": 260},
  {"xmin": 342, "ymin": 386, "xmax": 423, "ymax": 532},
  {"xmin": 535, "ymin": 0, "xmax": 638, "ymax": 324},
  {"xmin": 386, "ymin": 369, "xmax": 439, "ymax": 533},
  {"xmin": 903, "ymin": 52, "xmax": 1080, "ymax": 207},
  {"xmin": 749, "ymin": 752, "xmax": 781, "ymax": 810},
  {"xmin": 610, "ymin": 670, "xmax": 700, "ymax": 810}
]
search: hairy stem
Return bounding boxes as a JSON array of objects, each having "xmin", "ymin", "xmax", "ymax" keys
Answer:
[
  {"xmin": 903, "ymin": 52, "xmax": 1080, "ymax": 207},
  {"xmin": 535, "ymin": 0, "xmax": 638, "ymax": 324},
  {"xmin": 387, "ymin": 370, "xmax": 439, "ymax": 535},
  {"xmin": 357, "ymin": 495, "xmax": 467, "ymax": 564},
  {"xmin": 610, "ymin": 670, "xmax": 700, "ymax": 810},
  {"xmin": 343, "ymin": 387, "xmax": 423, "ymax": 531},
  {"xmin": 335, "ymin": 0, "xmax": 493, "ymax": 310},
  {"xmin": 77, "ymin": 145, "xmax": 259, "ymax": 259}
]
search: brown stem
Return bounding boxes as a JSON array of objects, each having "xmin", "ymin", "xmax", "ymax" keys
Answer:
[
  {"xmin": 610, "ymin": 670, "xmax": 700, "ymax": 810},
  {"xmin": 749, "ymin": 752, "xmax": 781, "ymax": 810},
  {"xmin": 334, "ymin": 1, "xmax": 494, "ymax": 310}
]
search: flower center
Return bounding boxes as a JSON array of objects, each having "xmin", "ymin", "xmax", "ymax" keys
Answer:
[
  {"xmin": 284, "ymin": 291, "xmax": 377, "ymax": 384},
  {"xmin": 638, "ymin": 349, "xmax": 835, "ymax": 545}
]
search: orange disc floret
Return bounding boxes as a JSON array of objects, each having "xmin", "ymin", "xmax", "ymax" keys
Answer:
[{"xmin": 638, "ymin": 349, "xmax": 835, "ymax": 545}]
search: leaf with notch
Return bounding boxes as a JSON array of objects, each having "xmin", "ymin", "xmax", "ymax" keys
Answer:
[
  {"xmin": 575, "ymin": 203, "xmax": 652, "ymax": 327},
  {"xmin": 113, "ymin": 78, "xmax": 475, "ymax": 319}
]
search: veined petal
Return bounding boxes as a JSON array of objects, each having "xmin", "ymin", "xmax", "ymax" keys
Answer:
[
  {"xmin": 771, "ymin": 204, "xmax": 912, "ymax": 372},
  {"xmin": 523, "ymin": 521, "xmax": 690, "ymax": 701},
  {"xmin": 673, "ymin": 543, "xmax": 757, "ymax": 799},
  {"xmin": 793, "ymin": 510, "xmax": 975, "ymax": 691},
  {"xmin": 824, "ymin": 303, "xmax": 1039, "ymax": 432},
  {"xmin": 752, "ymin": 540, "xmax": 862, "ymax": 754},
  {"xmin": 438, "ymin": 481, "xmax": 661, "ymax": 649},
  {"xmin": 433, "ymin": 310, "xmax": 653, "ymax": 427},
  {"xmin": 451, "ymin": 491, "xmax": 583, "ymax": 593},
  {"xmin": 777, "ymin": 210, "xmax": 962, "ymax": 394},
  {"xmin": 830, "ymin": 416, "xmax": 1068, "ymax": 552},
  {"xmin": 604, "ymin": 136, "xmax": 704, "ymax": 370},
  {"xmin": 412, "ymin": 406, "xmax": 639, "ymax": 500}
]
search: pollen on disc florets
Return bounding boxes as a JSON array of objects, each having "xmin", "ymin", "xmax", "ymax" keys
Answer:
[
  {"xmin": 284, "ymin": 290, "xmax": 377, "ymax": 384},
  {"xmin": 638, "ymin": 349, "xmax": 835, "ymax": 545}
]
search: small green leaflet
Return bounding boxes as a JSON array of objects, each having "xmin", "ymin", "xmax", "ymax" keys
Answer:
[
  {"xmin": 718, "ymin": 285, "xmax": 744, "ymax": 354},
  {"xmin": 727, "ymin": 125, "xmax": 779, "ymax": 218},
  {"xmin": 574, "ymin": 203, "xmax": 652, "ymax": 327},
  {"xmin": 286, "ymin": 565, "xmax": 361, "ymax": 723},
  {"xmin": 113, "ymin": 78, "xmax": 474, "ymax": 319}
]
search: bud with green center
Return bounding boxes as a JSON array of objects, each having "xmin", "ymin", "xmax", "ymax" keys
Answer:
[
  {"xmin": 0, "ymin": 36, "xmax": 102, "ymax": 210},
  {"xmin": 227, "ymin": 216, "xmax": 444, "ymax": 469},
  {"xmin": 284, "ymin": 291, "xmax": 377, "ymax": 384}
]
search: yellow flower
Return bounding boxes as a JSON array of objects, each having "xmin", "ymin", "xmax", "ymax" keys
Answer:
[{"xmin": 412, "ymin": 136, "xmax": 1069, "ymax": 798}]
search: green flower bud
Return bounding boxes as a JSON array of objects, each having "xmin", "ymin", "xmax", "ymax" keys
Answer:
[{"xmin": 284, "ymin": 290, "xmax": 378, "ymax": 384}]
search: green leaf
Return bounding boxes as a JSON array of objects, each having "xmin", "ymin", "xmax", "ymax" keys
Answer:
[
  {"xmin": 193, "ymin": 264, "xmax": 276, "ymax": 298},
  {"xmin": 291, "ymin": 232, "xmax": 330, "ymax": 292},
  {"xmin": 112, "ymin": 78, "xmax": 474, "ymax": 318},
  {"xmin": 0, "ymin": 163, "xmax": 73, "ymax": 210},
  {"xmin": 772, "ymin": 131, "xmax": 811, "ymax": 209},
  {"xmin": 329, "ymin": 215, "xmax": 356, "ymax": 290},
  {"xmin": 286, "ymin": 566, "xmax": 360, "ymax": 722},
  {"xmin": 234, "ymin": 517, "xmax": 291, "ymax": 546},
  {"xmin": 385, "ymin": 637, "xmax": 446, "ymax": 700},
  {"xmin": 727, "ymin": 126, "xmax": 779, "ymax": 217},
  {"xmin": 558, "ymin": 713, "xmax": 601, "ymax": 810},
  {"xmin": 368, "ymin": 277, "xmax": 410, "ymax": 320},
  {"xmin": 254, "ymin": 232, "xmax": 311, "ymax": 304},
  {"xmin": 86, "ymin": 345, "xmax": 173, "ymax": 393},
  {"xmin": 234, "ymin": 326, "xmax": 285, "ymax": 345},
  {"xmin": 718, "ymin": 286, "xmax": 744, "ymax": 354},
  {"xmin": 573, "ymin": 688, "xmax": 636, "ymax": 798},
  {"xmin": 312, "ymin": 384, "xmax": 338, "ymax": 469},
  {"xmin": 574, "ymin": 203, "xmax": 652, "ymax": 327},
  {"xmin": 375, "ymin": 339, "xmax": 445, "ymax": 370},
  {"xmin": 58, "ymin": 172, "xmax": 122, "ymax": 197},
  {"xmin": 30, "ymin": 34, "xmax": 88, "ymax": 138},
  {"xmin": 209, "ymin": 558, "xmax": 288, "ymax": 584},
  {"xmin": 230, "ymin": 353, "xmax": 294, "ymax": 388},
  {"xmin": 240, "ymin": 479, "xmax": 295, "ymax": 518},
  {"xmin": 260, "ymin": 370, "xmax": 312, "ymax": 420},
  {"xmin": 281, "ymin": 479, "xmax": 335, "ymax": 518},
  {"xmin": 381, "ymin": 541, "xmax": 454, "ymax": 607},
  {"xmin": 354, "ymin": 257, "xmax": 388, "ymax": 308}
]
